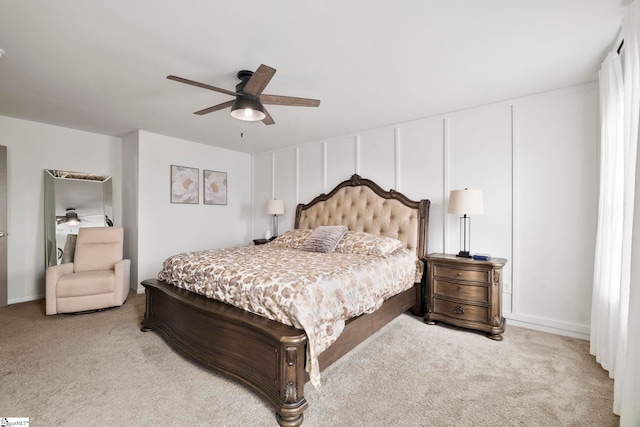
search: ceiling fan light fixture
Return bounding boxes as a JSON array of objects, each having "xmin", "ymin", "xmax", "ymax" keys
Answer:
[
  {"xmin": 230, "ymin": 97, "xmax": 266, "ymax": 122},
  {"xmin": 60, "ymin": 208, "xmax": 81, "ymax": 226}
]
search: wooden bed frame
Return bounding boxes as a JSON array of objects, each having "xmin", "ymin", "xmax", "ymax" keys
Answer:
[{"xmin": 140, "ymin": 174, "xmax": 430, "ymax": 426}]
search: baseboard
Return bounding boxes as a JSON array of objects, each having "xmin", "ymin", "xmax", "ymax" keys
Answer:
[
  {"xmin": 8, "ymin": 293, "xmax": 44, "ymax": 305},
  {"xmin": 504, "ymin": 313, "xmax": 590, "ymax": 341}
]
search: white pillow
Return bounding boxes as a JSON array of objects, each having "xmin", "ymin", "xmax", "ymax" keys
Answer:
[
  {"xmin": 334, "ymin": 231, "xmax": 405, "ymax": 257},
  {"xmin": 268, "ymin": 229, "xmax": 314, "ymax": 248}
]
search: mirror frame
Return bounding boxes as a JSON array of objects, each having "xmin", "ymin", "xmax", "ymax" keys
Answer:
[{"xmin": 44, "ymin": 169, "xmax": 113, "ymax": 268}]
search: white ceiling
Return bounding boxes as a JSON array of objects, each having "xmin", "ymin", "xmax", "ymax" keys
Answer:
[{"xmin": 0, "ymin": 1, "xmax": 627, "ymax": 154}]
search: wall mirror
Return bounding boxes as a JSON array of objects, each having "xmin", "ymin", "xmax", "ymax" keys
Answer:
[{"xmin": 44, "ymin": 169, "xmax": 113, "ymax": 268}]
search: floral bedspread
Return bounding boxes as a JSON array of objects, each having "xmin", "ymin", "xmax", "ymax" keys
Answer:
[{"xmin": 156, "ymin": 244, "xmax": 419, "ymax": 388}]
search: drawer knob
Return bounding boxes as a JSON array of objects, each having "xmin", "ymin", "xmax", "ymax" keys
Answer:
[
  {"xmin": 457, "ymin": 272, "xmax": 463, "ymax": 277},
  {"xmin": 454, "ymin": 305, "xmax": 465, "ymax": 315}
]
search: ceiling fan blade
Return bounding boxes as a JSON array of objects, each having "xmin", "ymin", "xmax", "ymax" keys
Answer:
[
  {"xmin": 260, "ymin": 94, "xmax": 320, "ymax": 107},
  {"xmin": 167, "ymin": 75, "xmax": 236, "ymax": 97},
  {"xmin": 243, "ymin": 64, "xmax": 276, "ymax": 97},
  {"xmin": 194, "ymin": 100, "xmax": 235, "ymax": 115},
  {"xmin": 262, "ymin": 108, "xmax": 275, "ymax": 125}
]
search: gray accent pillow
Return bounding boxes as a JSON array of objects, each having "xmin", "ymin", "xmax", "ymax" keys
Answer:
[{"xmin": 300, "ymin": 225, "xmax": 348, "ymax": 253}]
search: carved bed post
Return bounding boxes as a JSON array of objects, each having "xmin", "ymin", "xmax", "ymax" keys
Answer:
[{"xmin": 276, "ymin": 336, "xmax": 308, "ymax": 427}]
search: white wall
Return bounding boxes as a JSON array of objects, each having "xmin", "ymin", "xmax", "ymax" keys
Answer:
[
  {"xmin": 1, "ymin": 82, "xmax": 597, "ymax": 340},
  {"xmin": 121, "ymin": 132, "xmax": 139, "ymax": 286},
  {"xmin": 251, "ymin": 83, "xmax": 598, "ymax": 340},
  {"xmin": 0, "ymin": 115, "xmax": 122, "ymax": 303},
  {"xmin": 0, "ymin": 118, "xmax": 252, "ymax": 301},
  {"xmin": 132, "ymin": 131, "xmax": 252, "ymax": 291},
  {"xmin": 512, "ymin": 86, "xmax": 598, "ymax": 336}
]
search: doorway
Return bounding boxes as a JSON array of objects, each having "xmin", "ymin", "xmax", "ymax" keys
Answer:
[{"xmin": 0, "ymin": 145, "xmax": 6, "ymax": 306}]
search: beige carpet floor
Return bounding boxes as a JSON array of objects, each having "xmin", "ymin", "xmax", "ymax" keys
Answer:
[{"xmin": 0, "ymin": 292, "xmax": 618, "ymax": 426}]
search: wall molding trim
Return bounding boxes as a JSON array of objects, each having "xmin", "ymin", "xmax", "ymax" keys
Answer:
[
  {"xmin": 270, "ymin": 152, "xmax": 276, "ymax": 198},
  {"xmin": 510, "ymin": 103, "xmax": 519, "ymax": 313},
  {"xmin": 322, "ymin": 142, "xmax": 327, "ymax": 194},
  {"xmin": 250, "ymin": 156, "xmax": 255, "ymax": 242},
  {"xmin": 504, "ymin": 313, "xmax": 590, "ymax": 341},
  {"xmin": 355, "ymin": 135, "xmax": 361, "ymax": 175},
  {"xmin": 443, "ymin": 117, "xmax": 450, "ymax": 254},
  {"xmin": 394, "ymin": 127, "xmax": 401, "ymax": 190},
  {"xmin": 295, "ymin": 147, "xmax": 300, "ymax": 205}
]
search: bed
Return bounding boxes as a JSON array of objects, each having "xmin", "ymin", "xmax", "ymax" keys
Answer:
[{"xmin": 140, "ymin": 174, "xmax": 430, "ymax": 426}]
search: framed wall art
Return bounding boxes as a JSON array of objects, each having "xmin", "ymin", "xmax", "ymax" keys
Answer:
[
  {"xmin": 203, "ymin": 170, "xmax": 227, "ymax": 205},
  {"xmin": 170, "ymin": 165, "xmax": 199, "ymax": 204}
]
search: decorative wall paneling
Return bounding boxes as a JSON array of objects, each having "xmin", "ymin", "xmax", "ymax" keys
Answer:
[
  {"xmin": 446, "ymin": 103, "xmax": 513, "ymax": 312},
  {"xmin": 251, "ymin": 83, "xmax": 598, "ymax": 339},
  {"xmin": 510, "ymin": 85, "xmax": 597, "ymax": 338},
  {"xmin": 253, "ymin": 119, "xmax": 449, "ymax": 260},
  {"xmin": 397, "ymin": 118, "xmax": 447, "ymax": 252},
  {"xmin": 298, "ymin": 143, "xmax": 324, "ymax": 207},
  {"xmin": 359, "ymin": 128, "xmax": 396, "ymax": 192},
  {"xmin": 274, "ymin": 149, "xmax": 297, "ymax": 236},
  {"xmin": 252, "ymin": 153, "xmax": 273, "ymax": 240},
  {"xmin": 326, "ymin": 137, "xmax": 357, "ymax": 192}
]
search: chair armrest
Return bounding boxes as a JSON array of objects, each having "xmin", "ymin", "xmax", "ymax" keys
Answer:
[
  {"xmin": 46, "ymin": 262, "xmax": 74, "ymax": 315},
  {"xmin": 114, "ymin": 259, "xmax": 131, "ymax": 304}
]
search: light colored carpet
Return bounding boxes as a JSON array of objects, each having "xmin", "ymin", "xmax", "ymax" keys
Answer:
[{"xmin": 0, "ymin": 293, "xmax": 618, "ymax": 427}]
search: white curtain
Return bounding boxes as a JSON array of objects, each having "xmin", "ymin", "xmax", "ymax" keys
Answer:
[
  {"xmin": 592, "ymin": 1, "xmax": 640, "ymax": 425},
  {"xmin": 591, "ymin": 51, "xmax": 624, "ymax": 372}
]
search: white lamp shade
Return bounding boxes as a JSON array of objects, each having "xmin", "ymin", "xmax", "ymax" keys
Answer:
[
  {"xmin": 266, "ymin": 199, "xmax": 285, "ymax": 215},
  {"xmin": 447, "ymin": 189, "xmax": 484, "ymax": 215}
]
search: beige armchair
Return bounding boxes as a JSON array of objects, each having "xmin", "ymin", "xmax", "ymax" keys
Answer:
[{"xmin": 46, "ymin": 226, "xmax": 130, "ymax": 315}]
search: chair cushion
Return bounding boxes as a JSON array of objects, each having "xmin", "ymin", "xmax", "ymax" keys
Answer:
[
  {"xmin": 56, "ymin": 270, "xmax": 115, "ymax": 297},
  {"xmin": 74, "ymin": 227, "xmax": 123, "ymax": 272}
]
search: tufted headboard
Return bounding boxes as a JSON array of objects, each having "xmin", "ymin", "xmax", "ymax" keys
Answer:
[{"xmin": 295, "ymin": 174, "xmax": 430, "ymax": 259}]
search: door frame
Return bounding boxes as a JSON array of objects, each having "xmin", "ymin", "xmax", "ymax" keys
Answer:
[{"xmin": 0, "ymin": 145, "xmax": 7, "ymax": 306}]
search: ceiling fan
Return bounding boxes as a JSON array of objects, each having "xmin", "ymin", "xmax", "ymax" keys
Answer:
[
  {"xmin": 167, "ymin": 64, "xmax": 320, "ymax": 125},
  {"xmin": 56, "ymin": 208, "xmax": 86, "ymax": 226},
  {"xmin": 56, "ymin": 208, "xmax": 111, "ymax": 226}
]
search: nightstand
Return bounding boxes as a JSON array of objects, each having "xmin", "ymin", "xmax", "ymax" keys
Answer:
[
  {"xmin": 424, "ymin": 253, "xmax": 507, "ymax": 340},
  {"xmin": 253, "ymin": 237, "xmax": 276, "ymax": 245}
]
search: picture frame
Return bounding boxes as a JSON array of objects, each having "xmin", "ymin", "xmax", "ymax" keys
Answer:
[
  {"xmin": 170, "ymin": 165, "xmax": 199, "ymax": 204},
  {"xmin": 203, "ymin": 170, "xmax": 227, "ymax": 205}
]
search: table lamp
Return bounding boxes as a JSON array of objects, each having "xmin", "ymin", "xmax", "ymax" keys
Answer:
[
  {"xmin": 448, "ymin": 189, "xmax": 484, "ymax": 258},
  {"xmin": 266, "ymin": 199, "xmax": 285, "ymax": 238}
]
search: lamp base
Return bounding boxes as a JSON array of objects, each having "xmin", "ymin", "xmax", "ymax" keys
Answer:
[
  {"xmin": 456, "ymin": 251, "xmax": 472, "ymax": 258},
  {"xmin": 271, "ymin": 214, "xmax": 279, "ymax": 238}
]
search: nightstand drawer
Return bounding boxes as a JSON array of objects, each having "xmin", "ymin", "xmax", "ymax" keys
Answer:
[
  {"xmin": 433, "ymin": 265, "xmax": 490, "ymax": 284},
  {"xmin": 433, "ymin": 298, "xmax": 489, "ymax": 323},
  {"xmin": 433, "ymin": 279, "xmax": 489, "ymax": 303}
]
